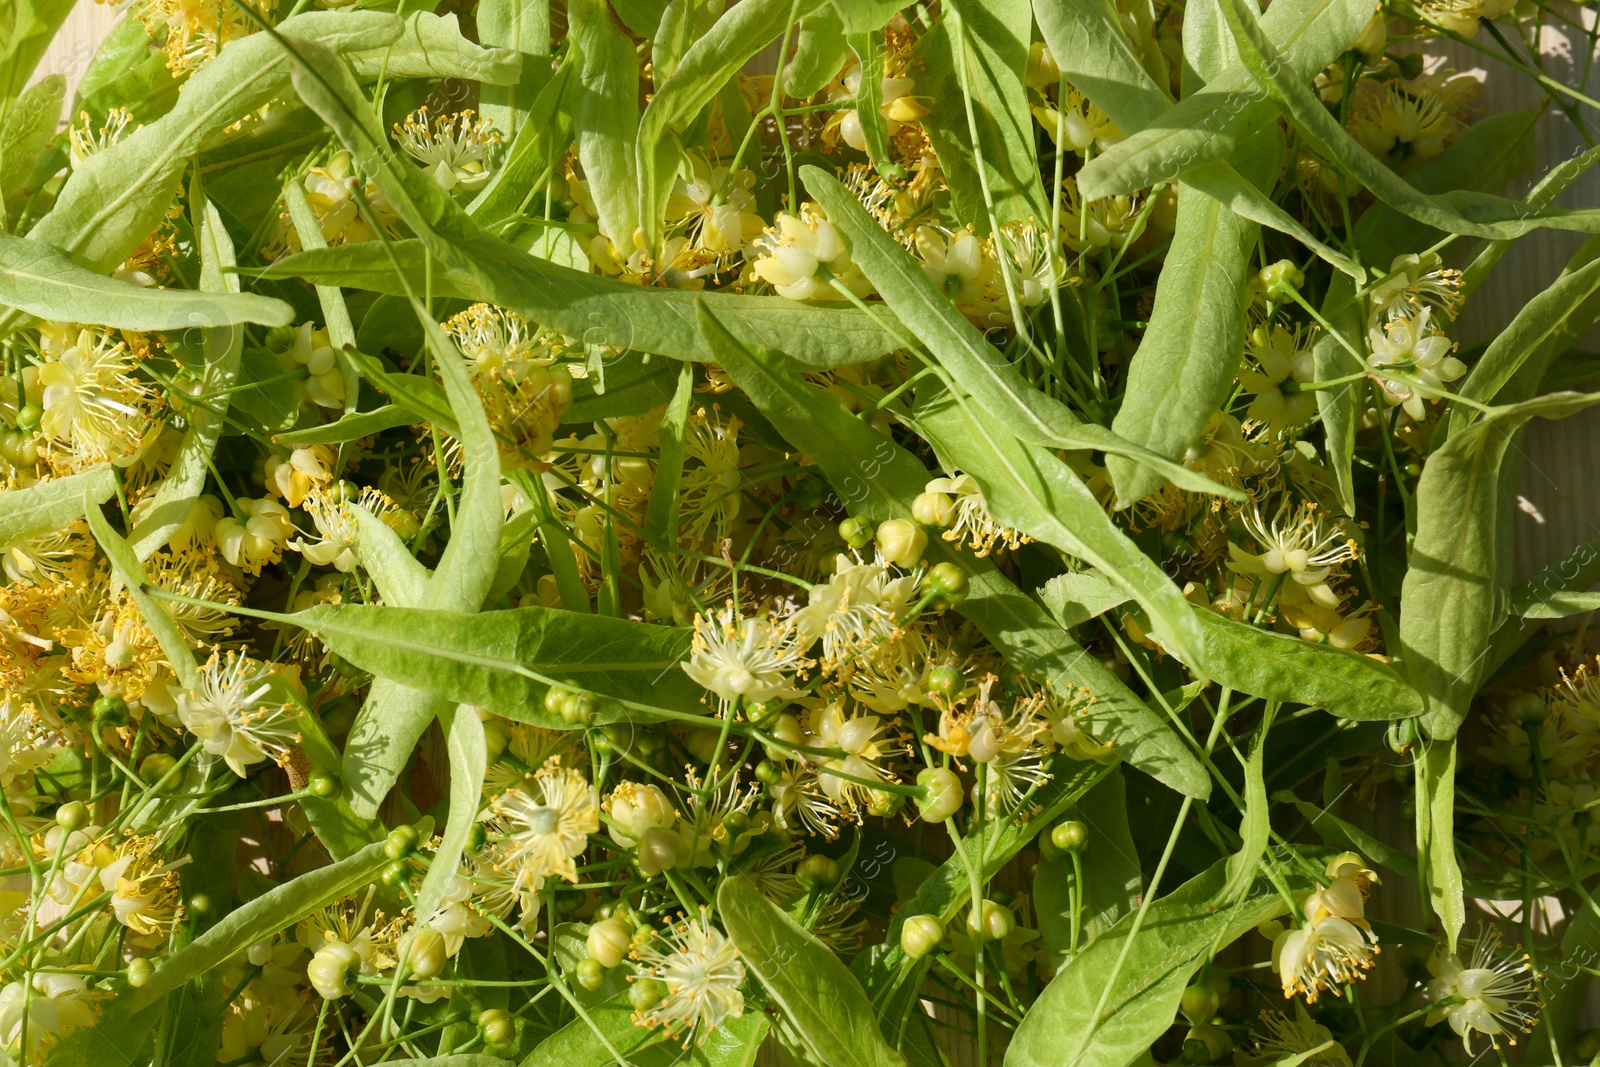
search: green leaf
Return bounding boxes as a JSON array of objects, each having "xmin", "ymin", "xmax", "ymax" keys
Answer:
[
  {"xmin": 699, "ymin": 307, "xmax": 1209, "ymax": 799},
  {"xmin": 476, "ymin": 0, "xmax": 552, "ymax": 142},
  {"xmin": 342, "ymin": 681, "xmax": 446, "ymax": 820},
  {"xmin": 1034, "ymin": 0, "xmax": 1362, "ymax": 279},
  {"xmin": 914, "ymin": 387, "xmax": 1209, "ymax": 673},
  {"xmin": 0, "ymin": 231, "xmax": 290, "ymax": 332},
  {"xmin": 468, "ymin": 51, "xmax": 576, "ymax": 226},
  {"xmin": 344, "ymin": 12, "xmax": 524, "ymax": 83},
  {"xmin": 263, "ymin": 239, "xmax": 902, "ymax": 369},
  {"xmin": 288, "ymin": 602, "xmax": 704, "ymax": 723},
  {"xmin": 1221, "ymin": 705, "xmax": 1274, "ymax": 904},
  {"xmin": 1189, "ymin": 610, "xmax": 1421, "ymax": 721},
  {"xmin": 1275, "ymin": 791, "xmax": 1417, "ymax": 880},
  {"xmin": 1038, "ymin": 570, "xmax": 1132, "ymax": 629},
  {"xmin": 72, "ymin": 16, "xmax": 181, "ymax": 125},
  {"xmin": 801, "ymin": 166, "xmax": 1243, "ymax": 501},
  {"xmin": 20, "ymin": 13, "xmax": 403, "ymax": 281},
  {"xmin": 638, "ymin": 0, "xmax": 826, "ymax": 249},
  {"xmin": 718, "ymin": 877, "xmax": 902, "ymax": 1067},
  {"xmin": 518, "ymin": 991, "xmax": 767, "ymax": 1067},
  {"xmin": 228, "ymin": 347, "xmax": 302, "ymax": 432},
  {"xmin": 1077, "ymin": 0, "xmax": 1372, "ymax": 200},
  {"xmin": 1106, "ymin": 132, "xmax": 1272, "ymax": 504},
  {"xmin": 1414, "ymin": 741, "xmax": 1463, "ymax": 950},
  {"xmin": 0, "ymin": 0, "xmax": 76, "ymax": 108},
  {"xmin": 125, "ymin": 841, "xmax": 389, "ymax": 1014},
  {"xmin": 569, "ymin": 0, "xmax": 638, "ymax": 248},
  {"xmin": 85, "ymin": 498, "xmax": 201, "ymax": 690},
  {"xmin": 0, "ymin": 465, "xmax": 116, "ymax": 547},
  {"xmin": 1034, "ymin": 769, "xmax": 1141, "ymax": 964},
  {"xmin": 844, "ymin": 32, "xmax": 893, "ymax": 176},
  {"xmin": 1402, "ymin": 391, "xmax": 1600, "ymax": 740},
  {"xmin": 1217, "ymin": 0, "xmax": 1600, "ymax": 241},
  {"xmin": 129, "ymin": 199, "xmax": 247, "ymax": 559},
  {"xmin": 415, "ymin": 706, "xmax": 487, "ymax": 928},
  {"xmin": 1008, "ymin": 856, "xmax": 1302, "ymax": 1067},
  {"xmin": 273, "ymin": 405, "xmax": 415, "ymax": 446},
  {"xmin": 2, "ymin": 74, "xmax": 62, "ymax": 218},
  {"xmin": 788, "ymin": 6, "xmax": 851, "ymax": 99},
  {"xmin": 1454, "ymin": 239, "xmax": 1600, "ymax": 427},
  {"xmin": 915, "ymin": 0, "xmax": 1047, "ymax": 227}
]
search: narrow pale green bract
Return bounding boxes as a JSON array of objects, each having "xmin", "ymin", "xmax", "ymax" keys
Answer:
[
  {"xmin": 1402, "ymin": 391, "xmax": 1600, "ymax": 740},
  {"xmin": 1007, "ymin": 857, "xmax": 1305, "ymax": 1067},
  {"xmin": 913, "ymin": 387, "xmax": 1210, "ymax": 670},
  {"xmin": 569, "ymin": 0, "xmax": 640, "ymax": 248},
  {"xmin": 1076, "ymin": 0, "xmax": 1371, "ymax": 199},
  {"xmin": 1414, "ymin": 741, "xmax": 1464, "ymax": 951},
  {"xmin": 637, "ymin": 0, "xmax": 827, "ymax": 250},
  {"xmin": 1038, "ymin": 570, "xmax": 1133, "ymax": 630},
  {"xmin": 128, "ymin": 199, "xmax": 247, "ymax": 560},
  {"xmin": 262, "ymin": 239, "xmax": 904, "ymax": 369},
  {"xmin": 124, "ymin": 840, "xmax": 390, "ymax": 1014},
  {"xmin": 84, "ymin": 494, "xmax": 202, "ymax": 691},
  {"xmin": 414, "ymin": 706, "xmax": 487, "ymax": 931},
  {"xmin": 1220, "ymin": 706, "xmax": 1274, "ymax": 905},
  {"xmin": 698, "ymin": 301, "xmax": 1211, "ymax": 800},
  {"xmin": 719, "ymin": 877, "xmax": 903, "ymax": 1067},
  {"xmin": 0, "ymin": 231, "xmax": 291, "ymax": 334},
  {"xmin": 1217, "ymin": 0, "xmax": 1600, "ymax": 240},
  {"xmin": 1105, "ymin": 131, "xmax": 1273, "ymax": 504},
  {"xmin": 287, "ymin": 601, "xmax": 705, "ymax": 723},
  {"xmin": 1035, "ymin": 0, "xmax": 1363, "ymax": 279},
  {"xmin": 800, "ymin": 166, "xmax": 1243, "ymax": 501},
  {"xmin": 1187, "ymin": 609, "xmax": 1422, "ymax": 721},
  {"xmin": 0, "ymin": 464, "xmax": 116, "ymax": 547},
  {"xmin": 916, "ymin": 0, "xmax": 1048, "ymax": 227},
  {"xmin": 1, "ymin": 74, "xmax": 64, "ymax": 221}
]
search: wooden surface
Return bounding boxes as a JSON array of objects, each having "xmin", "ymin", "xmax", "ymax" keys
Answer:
[{"xmin": 32, "ymin": 4, "xmax": 1600, "ymax": 1063}]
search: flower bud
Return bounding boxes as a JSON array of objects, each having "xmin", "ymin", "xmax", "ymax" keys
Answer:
[
  {"xmin": 55, "ymin": 801, "xmax": 89, "ymax": 832},
  {"xmin": 923, "ymin": 664, "xmax": 963, "ymax": 698},
  {"xmin": 1505, "ymin": 691, "xmax": 1548, "ymax": 725},
  {"xmin": 575, "ymin": 957, "xmax": 606, "ymax": 990},
  {"xmin": 1025, "ymin": 41, "xmax": 1061, "ymax": 86},
  {"xmin": 916, "ymin": 768, "xmax": 963, "ymax": 822},
  {"xmin": 1352, "ymin": 11, "xmax": 1387, "ymax": 60},
  {"xmin": 838, "ymin": 515, "xmax": 874, "ymax": 549},
  {"xmin": 607, "ymin": 783, "xmax": 675, "ymax": 847},
  {"xmin": 1051, "ymin": 820, "xmax": 1089, "ymax": 854},
  {"xmin": 797, "ymin": 854, "xmax": 840, "ymax": 892},
  {"xmin": 1180, "ymin": 980, "xmax": 1220, "ymax": 1024},
  {"xmin": 900, "ymin": 914, "xmax": 945, "ymax": 959},
  {"xmin": 478, "ymin": 1008, "xmax": 515, "ymax": 1048},
  {"xmin": 308, "ymin": 771, "xmax": 340, "ymax": 799},
  {"xmin": 384, "ymin": 824, "xmax": 420, "ymax": 860},
  {"xmin": 126, "ymin": 957, "xmax": 154, "ymax": 988},
  {"xmin": 140, "ymin": 753, "xmax": 178, "ymax": 786},
  {"xmin": 1259, "ymin": 260, "xmax": 1305, "ymax": 300},
  {"xmin": 876, "ymin": 519, "xmax": 927, "ymax": 568},
  {"xmin": 630, "ymin": 977, "xmax": 668, "ymax": 1013},
  {"xmin": 93, "ymin": 695, "xmax": 129, "ymax": 727},
  {"xmin": 966, "ymin": 899, "xmax": 1014, "ymax": 941},
  {"xmin": 922, "ymin": 562, "xmax": 967, "ymax": 603},
  {"xmin": 307, "ymin": 941, "xmax": 362, "ymax": 999},
  {"xmin": 1385, "ymin": 717, "xmax": 1418, "ymax": 755},
  {"xmin": 912, "ymin": 491, "xmax": 955, "ymax": 527},
  {"xmin": 1182, "ymin": 1023, "xmax": 1232, "ymax": 1063},
  {"xmin": 587, "ymin": 917, "xmax": 633, "ymax": 968},
  {"xmin": 402, "ymin": 927, "xmax": 447, "ymax": 980},
  {"xmin": 636, "ymin": 826, "xmax": 682, "ymax": 876}
]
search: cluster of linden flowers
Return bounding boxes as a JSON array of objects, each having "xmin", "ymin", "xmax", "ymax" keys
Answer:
[{"xmin": 9, "ymin": 0, "xmax": 1600, "ymax": 1058}]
